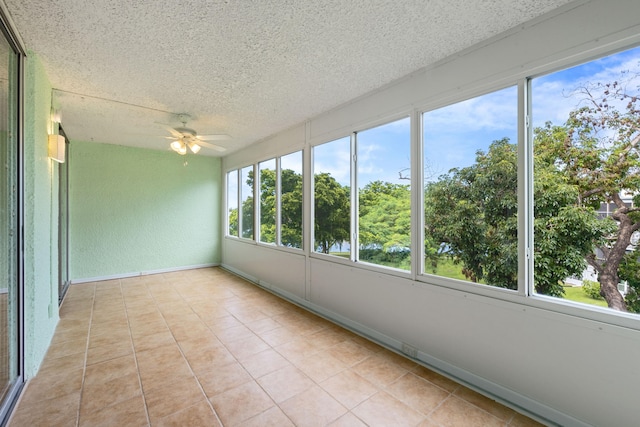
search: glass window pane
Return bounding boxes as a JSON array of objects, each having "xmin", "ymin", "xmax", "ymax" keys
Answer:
[
  {"xmin": 423, "ymin": 86, "xmax": 518, "ymax": 289},
  {"xmin": 313, "ymin": 137, "xmax": 351, "ymax": 256},
  {"xmin": 357, "ymin": 118, "xmax": 411, "ymax": 271},
  {"xmin": 227, "ymin": 170, "xmax": 238, "ymax": 237},
  {"xmin": 531, "ymin": 46, "xmax": 640, "ymax": 314},
  {"xmin": 280, "ymin": 151, "xmax": 303, "ymax": 249},
  {"xmin": 240, "ymin": 165, "xmax": 254, "ymax": 239},
  {"xmin": 259, "ymin": 159, "xmax": 276, "ymax": 244}
]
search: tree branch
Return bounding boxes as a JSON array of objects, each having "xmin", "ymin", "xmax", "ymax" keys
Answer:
[{"xmin": 586, "ymin": 252, "xmax": 603, "ymax": 274}]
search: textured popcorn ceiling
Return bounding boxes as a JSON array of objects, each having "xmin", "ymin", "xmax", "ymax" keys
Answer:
[{"xmin": 9, "ymin": 0, "xmax": 575, "ymax": 155}]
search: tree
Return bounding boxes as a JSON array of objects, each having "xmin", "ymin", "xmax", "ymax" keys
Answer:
[
  {"xmin": 280, "ymin": 168, "xmax": 303, "ymax": 248},
  {"xmin": 359, "ymin": 181, "xmax": 411, "ymax": 268},
  {"xmin": 535, "ymin": 76, "xmax": 640, "ymax": 311},
  {"xmin": 618, "ymin": 248, "xmax": 640, "ymax": 313},
  {"xmin": 424, "ymin": 137, "xmax": 611, "ymax": 296},
  {"xmin": 424, "ymin": 139, "xmax": 519, "ymax": 288},
  {"xmin": 228, "ymin": 207, "xmax": 238, "ymax": 237},
  {"xmin": 534, "ymin": 125, "xmax": 616, "ymax": 298},
  {"xmin": 237, "ymin": 170, "xmax": 255, "ymax": 240},
  {"xmin": 314, "ymin": 173, "xmax": 350, "ymax": 254},
  {"xmin": 253, "ymin": 167, "xmax": 303, "ymax": 247},
  {"xmin": 258, "ymin": 168, "xmax": 277, "ymax": 243}
]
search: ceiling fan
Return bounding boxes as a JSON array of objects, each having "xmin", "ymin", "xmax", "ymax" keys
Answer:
[{"xmin": 160, "ymin": 113, "xmax": 230, "ymax": 155}]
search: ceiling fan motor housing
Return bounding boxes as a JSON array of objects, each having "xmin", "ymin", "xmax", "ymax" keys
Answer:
[{"xmin": 174, "ymin": 127, "xmax": 197, "ymax": 138}]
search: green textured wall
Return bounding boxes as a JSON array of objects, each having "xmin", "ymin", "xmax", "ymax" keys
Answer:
[
  {"xmin": 23, "ymin": 53, "xmax": 58, "ymax": 377},
  {"xmin": 69, "ymin": 141, "xmax": 221, "ymax": 281}
]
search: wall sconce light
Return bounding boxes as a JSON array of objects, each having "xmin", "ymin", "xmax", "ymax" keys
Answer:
[{"xmin": 48, "ymin": 134, "xmax": 66, "ymax": 163}]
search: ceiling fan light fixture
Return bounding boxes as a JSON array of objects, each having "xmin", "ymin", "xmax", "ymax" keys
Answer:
[
  {"xmin": 161, "ymin": 114, "xmax": 230, "ymax": 155},
  {"xmin": 188, "ymin": 141, "xmax": 201, "ymax": 154},
  {"xmin": 170, "ymin": 139, "xmax": 187, "ymax": 155}
]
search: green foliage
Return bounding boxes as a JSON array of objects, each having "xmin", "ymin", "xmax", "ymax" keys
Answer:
[
  {"xmin": 423, "ymin": 135, "xmax": 614, "ymax": 297},
  {"xmin": 618, "ymin": 250, "xmax": 640, "ymax": 313},
  {"xmin": 359, "ymin": 248, "xmax": 410, "ymax": 270},
  {"xmin": 314, "ymin": 173, "xmax": 350, "ymax": 253},
  {"xmin": 424, "ymin": 138, "xmax": 518, "ymax": 288},
  {"xmin": 358, "ymin": 181, "xmax": 411, "ymax": 269},
  {"xmin": 280, "ymin": 168, "xmax": 303, "ymax": 248},
  {"xmin": 241, "ymin": 195, "xmax": 254, "ymax": 239},
  {"xmin": 240, "ymin": 170, "xmax": 255, "ymax": 239},
  {"xmin": 532, "ymin": 124, "xmax": 616, "ymax": 298},
  {"xmin": 259, "ymin": 168, "xmax": 276, "ymax": 244},
  {"xmin": 255, "ymin": 168, "xmax": 303, "ymax": 247},
  {"xmin": 228, "ymin": 208, "xmax": 238, "ymax": 237},
  {"xmin": 581, "ymin": 280, "xmax": 603, "ymax": 300}
]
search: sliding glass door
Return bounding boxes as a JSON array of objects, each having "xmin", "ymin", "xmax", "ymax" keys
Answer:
[
  {"xmin": 0, "ymin": 12, "xmax": 23, "ymax": 425},
  {"xmin": 58, "ymin": 127, "xmax": 69, "ymax": 303}
]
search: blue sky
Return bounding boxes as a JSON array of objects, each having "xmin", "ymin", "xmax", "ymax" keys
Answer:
[
  {"xmin": 423, "ymin": 86, "xmax": 517, "ymax": 180},
  {"xmin": 313, "ymin": 120, "xmax": 411, "ymax": 187},
  {"xmin": 313, "ymin": 45, "xmax": 640, "ymax": 186}
]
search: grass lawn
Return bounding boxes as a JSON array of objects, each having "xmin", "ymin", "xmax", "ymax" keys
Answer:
[
  {"xmin": 562, "ymin": 285, "xmax": 608, "ymax": 307},
  {"xmin": 428, "ymin": 258, "xmax": 610, "ymax": 308},
  {"xmin": 425, "ymin": 257, "xmax": 488, "ymax": 284}
]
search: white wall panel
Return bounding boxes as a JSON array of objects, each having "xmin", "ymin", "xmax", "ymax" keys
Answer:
[{"xmin": 222, "ymin": 238, "xmax": 306, "ymax": 298}]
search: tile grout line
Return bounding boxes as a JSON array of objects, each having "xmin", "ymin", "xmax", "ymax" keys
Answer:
[
  {"xmin": 121, "ymin": 278, "xmax": 153, "ymax": 427},
  {"xmin": 75, "ymin": 282, "xmax": 97, "ymax": 427}
]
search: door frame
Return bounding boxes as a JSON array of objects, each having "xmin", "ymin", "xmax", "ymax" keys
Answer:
[
  {"xmin": 0, "ymin": 1, "xmax": 25, "ymax": 425},
  {"xmin": 58, "ymin": 126, "xmax": 69, "ymax": 304}
]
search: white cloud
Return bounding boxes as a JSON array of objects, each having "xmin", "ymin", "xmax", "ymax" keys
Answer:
[
  {"xmin": 424, "ymin": 86, "xmax": 518, "ymax": 134},
  {"xmin": 313, "ymin": 137, "xmax": 351, "ymax": 185}
]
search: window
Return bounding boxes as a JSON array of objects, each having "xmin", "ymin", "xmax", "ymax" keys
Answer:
[
  {"xmin": 280, "ymin": 151, "xmax": 303, "ymax": 248},
  {"xmin": 240, "ymin": 165, "xmax": 254, "ymax": 239},
  {"xmin": 257, "ymin": 152, "xmax": 303, "ymax": 249},
  {"xmin": 531, "ymin": 46, "xmax": 640, "ymax": 314},
  {"xmin": 227, "ymin": 170, "xmax": 238, "ymax": 237},
  {"xmin": 313, "ymin": 136, "xmax": 351, "ymax": 256},
  {"xmin": 259, "ymin": 159, "xmax": 276, "ymax": 244},
  {"xmin": 357, "ymin": 118, "xmax": 411, "ymax": 270},
  {"xmin": 422, "ymin": 86, "xmax": 518, "ymax": 289},
  {"xmin": 228, "ymin": 152, "xmax": 303, "ymax": 248}
]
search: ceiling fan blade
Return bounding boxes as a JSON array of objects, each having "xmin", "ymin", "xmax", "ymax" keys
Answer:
[
  {"xmin": 196, "ymin": 134, "xmax": 231, "ymax": 141},
  {"xmin": 198, "ymin": 141, "xmax": 227, "ymax": 152},
  {"xmin": 155, "ymin": 122, "xmax": 184, "ymax": 138}
]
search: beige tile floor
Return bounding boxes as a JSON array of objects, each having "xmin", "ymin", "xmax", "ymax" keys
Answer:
[{"xmin": 8, "ymin": 267, "xmax": 545, "ymax": 427}]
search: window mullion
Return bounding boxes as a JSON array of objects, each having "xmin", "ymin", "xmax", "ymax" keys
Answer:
[
  {"xmin": 276, "ymin": 157, "xmax": 282, "ymax": 246},
  {"xmin": 518, "ymin": 78, "xmax": 534, "ymax": 297},
  {"xmin": 236, "ymin": 169, "xmax": 241, "ymax": 238},
  {"xmin": 351, "ymin": 132, "xmax": 358, "ymax": 263},
  {"xmin": 413, "ymin": 109, "xmax": 423, "ymax": 280}
]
